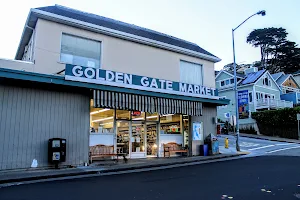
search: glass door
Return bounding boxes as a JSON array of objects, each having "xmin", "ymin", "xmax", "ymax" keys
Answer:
[
  {"xmin": 131, "ymin": 121, "xmax": 146, "ymax": 158},
  {"xmin": 146, "ymin": 122, "xmax": 158, "ymax": 157},
  {"xmin": 116, "ymin": 121, "xmax": 130, "ymax": 156}
]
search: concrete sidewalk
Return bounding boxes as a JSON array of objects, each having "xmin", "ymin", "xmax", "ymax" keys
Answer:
[
  {"xmin": 240, "ymin": 133, "xmax": 300, "ymax": 144},
  {"xmin": 0, "ymin": 153, "xmax": 240, "ymax": 185}
]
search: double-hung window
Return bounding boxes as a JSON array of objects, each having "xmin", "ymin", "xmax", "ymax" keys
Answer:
[
  {"xmin": 60, "ymin": 34, "xmax": 101, "ymax": 68},
  {"xmin": 180, "ymin": 60, "xmax": 203, "ymax": 85}
]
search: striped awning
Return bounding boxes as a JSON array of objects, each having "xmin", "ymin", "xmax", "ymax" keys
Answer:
[{"xmin": 93, "ymin": 90, "xmax": 202, "ymax": 116}]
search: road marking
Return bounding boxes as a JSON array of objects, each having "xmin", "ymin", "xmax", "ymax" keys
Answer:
[
  {"xmin": 276, "ymin": 143, "xmax": 294, "ymax": 146},
  {"xmin": 248, "ymin": 145, "xmax": 275, "ymax": 151},
  {"xmin": 266, "ymin": 146, "xmax": 300, "ymax": 153}
]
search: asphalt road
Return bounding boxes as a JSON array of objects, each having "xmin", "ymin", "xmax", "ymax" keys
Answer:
[
  {"xmin": 218, "ymin": 135, "xmax": 300, "ymax": 156},
  {"xmin": 1, "ymin": 156, "xmax": 300, "ymax": 200}
]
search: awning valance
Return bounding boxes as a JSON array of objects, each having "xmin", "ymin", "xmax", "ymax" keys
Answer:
[{"xmin": 93, "ymin": 90, "xmax": 202, "ymax": 116}]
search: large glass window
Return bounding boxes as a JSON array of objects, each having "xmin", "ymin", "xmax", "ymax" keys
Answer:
[
  {"xmin": 116, "ymin": 110, "xmax": 130, "ymax": 120},
  {"xmin": 61, "ymin": 34, "xmax": 101, "ymax": 68},
  {"xmin": 90, "ymin": 108, "xmax": 114, "ymax": 134},
  {"xmin": 160, "ymin": 114, "xmax": 182, "ymax": 134},
  {"xmin": 180, "ymin": 60, "xmax": 203, "ymax": 85}
]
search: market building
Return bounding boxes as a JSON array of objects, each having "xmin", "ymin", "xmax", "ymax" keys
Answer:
[{"xmin": 0, "ymin": 5, "xmax": 229, "ymax": 170}]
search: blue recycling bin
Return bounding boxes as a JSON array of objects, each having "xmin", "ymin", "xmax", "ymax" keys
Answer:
[{"xmin": 203, "ymin": 144, "xmax": 208, "ymax": 156}]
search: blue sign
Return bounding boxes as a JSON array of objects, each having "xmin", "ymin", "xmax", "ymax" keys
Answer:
[
  {"xmin": 64, "ymin": 64, "xmax": 219, "ymax": 99},
  {"xmin": 238, "ymin": 90, "xmax": 249, "ymax": 119}
]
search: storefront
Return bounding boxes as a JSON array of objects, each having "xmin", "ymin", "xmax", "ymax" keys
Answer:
[{"xmin": 64, "ymin": 64, "xmax": 225, "ymax": 158}]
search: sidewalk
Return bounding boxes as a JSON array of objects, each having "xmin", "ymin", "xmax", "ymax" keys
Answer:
[
  {"xmin": 240, "ymin": 133, "xmax": 300, "ymax": 144},
  {"xmin": 0, "ymin": 153, "xmax": 240, "ymax": 185}
]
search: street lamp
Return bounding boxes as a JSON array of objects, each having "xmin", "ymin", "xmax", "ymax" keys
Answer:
[{"xmin": 232, "ymin": 10, "xmax": 266, "ymax": 151}]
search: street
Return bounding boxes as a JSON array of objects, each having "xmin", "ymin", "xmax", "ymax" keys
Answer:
[
  {"xmin": 1, "ymin": 136, "xmax": 300, "ymax": 200},
  {"xmin": 218, "ymin": 135, "xmax": 300, "ymax": 156},
  {"xmin": 1, "ymin": 155, "xmax": 300, "ymax": 199}
]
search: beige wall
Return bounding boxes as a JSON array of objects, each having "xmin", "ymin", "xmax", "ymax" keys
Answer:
[
  {"xmin": 32, "ymin": 19, "xmax": 216, "ymax": 88},
  {"xmin": 0, "ymin": 59, "xmax": 34, "ymax": 72}
]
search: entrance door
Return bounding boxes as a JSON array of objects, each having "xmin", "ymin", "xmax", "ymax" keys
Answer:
[
  {"xmin": 131, "ymin": 121, "xmax": 146, "ymax": 158},
  {"xmin": 146, "ymin": 122, "xmax": 158, "ymax": 157},
  {"xmin": 116, "ymin": 121, "xmax": 130, "ymax": 156}
]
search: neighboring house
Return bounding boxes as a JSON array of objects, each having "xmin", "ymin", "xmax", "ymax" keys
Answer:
[
  {"xmin": 216, "ymin": 67, "xmax": 293, "ymax": 129},
  {"xmin": 293, "ymin": 70, "xmax": 300, "ymax": 88},
  {"xmin": 272, "ymin": 72, "xmax": 300, "ymax": 105}
]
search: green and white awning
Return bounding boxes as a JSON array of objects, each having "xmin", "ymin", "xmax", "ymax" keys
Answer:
[{"xmin": 93, "ymin": 90, "xmax": 202, "ymax": 116}]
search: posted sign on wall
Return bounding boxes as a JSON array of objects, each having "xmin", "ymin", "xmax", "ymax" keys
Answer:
[
  {"xmin": 65, "ymin": 64, "xmax": 219, "ymax": 99},
  {"xmin": 238, "ymin": 90, "xmax": 249, "ymax": 119}
]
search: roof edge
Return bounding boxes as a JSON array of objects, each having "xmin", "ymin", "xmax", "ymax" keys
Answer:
[{"xmin": 29, "ymin": 8, "xmax": 221, "ymax": 63}]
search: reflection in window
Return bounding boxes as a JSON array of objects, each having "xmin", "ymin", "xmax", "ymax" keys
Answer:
[{"xmin": 61, "ymin": 34, "xmax": 101, "ymax": 68}]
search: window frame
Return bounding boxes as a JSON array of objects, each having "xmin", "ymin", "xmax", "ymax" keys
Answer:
[
  {"xmin": 60, "ymin": 33, "xmax": 102, "ymax": 68},
  {"xmin": 179, "ymin": 60, "xmax": 203, "ymax": 85}
]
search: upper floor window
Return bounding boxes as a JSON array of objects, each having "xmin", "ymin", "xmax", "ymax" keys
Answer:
[
  {"xmin": 60, "ymin": 34, "xmax": 101, "ymax": 68},
  {"xmin": 262, "ymin": 76, "xmax": 271, "ymax": 87},
  {"xmin": 180, "ymin": 60, "xmax": 203, "ymax": 85},
  {"xmin": 219, "ymin": 78, "xmax": 234, "ymax": 87}
]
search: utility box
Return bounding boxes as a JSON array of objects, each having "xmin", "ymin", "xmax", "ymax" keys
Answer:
[
  {"xmin": 204, "ymin": 134, "xmax": 219, "ymax": 155},
  {"xmin": 48, "ymin": 138, "xmax": 66, "ymax": 168}
]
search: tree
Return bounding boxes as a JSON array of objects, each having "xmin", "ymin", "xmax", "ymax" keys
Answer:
[
  {"xmin": 246, "ymin": 27, "xmax": 288, "ymax": 69},
  {"xmin": 247, "ymin": 27, "xmax": 300, "ymax": 74}
]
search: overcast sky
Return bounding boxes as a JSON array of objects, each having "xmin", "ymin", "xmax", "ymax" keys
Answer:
[{"xmin": 0, "ymin": 0, "xmax": 299, "ymax": 70}]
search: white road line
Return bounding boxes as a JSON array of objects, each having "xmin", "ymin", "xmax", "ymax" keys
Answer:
[
  {"xmin": 275, "ymin": 143, "xmax": 294, "ymax": 146},
  {"xmin": 249, "ymin": 145, "xmax": 275, "ymax": 151},
  {"xmin": 266, "ymin": 146, "xmax": 300, "ymax": 153}
]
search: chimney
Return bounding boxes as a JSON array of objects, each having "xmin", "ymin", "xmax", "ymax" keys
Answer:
[{"xmin": 244, "ymin": 67, "xmax": 258, "ymax": 75}]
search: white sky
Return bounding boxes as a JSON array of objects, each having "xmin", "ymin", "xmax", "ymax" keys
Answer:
[{"xmin": 0, "ymin": 0, "xmax": 299, "ymax": 70}]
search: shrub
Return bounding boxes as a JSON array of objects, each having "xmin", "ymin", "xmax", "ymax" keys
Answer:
[
  {"xmin": 251, "ymin": 107, "xmax": 300, "ymax": 139},
  {"xmin": 239, "ymin": 126, "xmax": 257, "ymax": 135}
]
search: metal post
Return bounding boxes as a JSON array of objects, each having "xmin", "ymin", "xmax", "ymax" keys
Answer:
[{"xmin": 232, "ymin": 29, "xmax": 240, "ymax": 151}]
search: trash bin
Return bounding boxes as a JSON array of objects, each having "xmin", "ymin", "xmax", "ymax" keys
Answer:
[
  {"xmin": 199, "ymin": 144, "xmax": 209, "ymax": 156},
  {"xmin": 203, "ymin": 144, "xmax": 208, "ymax": 156},
  {"xmin": 204, "ymin": 133, "xmax": 219, "ymax": 155}
]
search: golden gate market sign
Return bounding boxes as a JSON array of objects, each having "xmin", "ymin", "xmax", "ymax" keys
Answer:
[{"xmin": 65, "ymin": 64, "xmax": 219, "ymax": 99}]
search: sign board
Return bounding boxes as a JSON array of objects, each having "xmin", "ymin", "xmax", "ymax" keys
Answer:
[
  {"xmin": 238, "ymin": 90, "xmax": 249, "ymax": 119},
  {"xmin": 65, "ymin": 64, "xmax": 219, "ymax": 99},
  {"xmin": 52, "ymin": 152, "xmax": 60, "ymax": 161},
  {"xmin": 297, "ymin": 114, "xmax": 300, "ymax": 121},
  {"xmin": 224, "ymin": 113, "xmax": 230, "ymax": 118},
  {"xmin": 192, "ymin": 122, "xmax": 203, "ymax": 140},
  {"xmin": 131, "ymin": 111, "xmax": 141, "ymax": 116}
]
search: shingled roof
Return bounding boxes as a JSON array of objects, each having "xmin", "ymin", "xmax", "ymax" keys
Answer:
[{"xmin": 16, "ymin": 5, "xmax": 220, "ymax": 61}]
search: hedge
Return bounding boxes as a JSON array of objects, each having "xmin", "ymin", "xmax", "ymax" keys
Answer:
[{"xmin": 251, "ymin": 107, "xmax": 300, "ymax": 139}]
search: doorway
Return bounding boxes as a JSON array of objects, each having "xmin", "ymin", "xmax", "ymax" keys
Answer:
[
  {"xmin": 116, "ymin": 121, "xmax": 130, "ymax": 156},
  {"xmin": 146, "ymin": 122, "xmax": 158, "ymax": 157},
  {"xmin": 131, "ymin": 121, "xmax": 146, "ymax": 158}
]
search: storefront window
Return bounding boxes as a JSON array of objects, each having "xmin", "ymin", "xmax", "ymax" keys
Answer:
[
  {"xmin": 116, "ymin": 110, "xmax": 130, "ymax": 120},
  {"xmin": 131, "ymin": 111, "xmax": 145, "ymax": 121},
  {"xmin": 160, "ymin": 114, "xmax": 182, "ymax": 134},
  {"xmin": 131, "ymin": 121, "xmax": 145, "ymax": 152},
  {"xmin": 90, "ymin": 108, "xmax": 114, "ymax": 134},
  {"xmin": 183, "ymin": 115, "xmax": 189, "ymax": 147},
  {"xmin": 146, "ymin": 112, "xmax": 159, "ymax": 121}
]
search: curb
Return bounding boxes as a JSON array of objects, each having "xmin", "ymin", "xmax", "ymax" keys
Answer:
[{"xmin": 0, "ymin": 154, "xmax": 241, "ymax": 185}]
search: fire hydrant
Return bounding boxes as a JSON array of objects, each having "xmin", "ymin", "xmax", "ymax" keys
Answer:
[{"xmin": 225, "ymin": 137, "xmax": 229, "ymax": 149}]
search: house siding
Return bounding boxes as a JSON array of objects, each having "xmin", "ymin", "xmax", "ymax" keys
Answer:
[{"xmin": 0, "ymin": 83, "xmax": 90, "ymax": 170}]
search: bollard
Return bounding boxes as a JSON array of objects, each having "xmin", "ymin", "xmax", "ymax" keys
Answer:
[{"xmin": 225, "ymin": 137, "xmax": 229, "ymax": 149}]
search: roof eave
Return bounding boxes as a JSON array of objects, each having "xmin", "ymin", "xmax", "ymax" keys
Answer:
[{"xmin": 29, "ymin": 8, "xmax": 221, "ymax": 63}]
